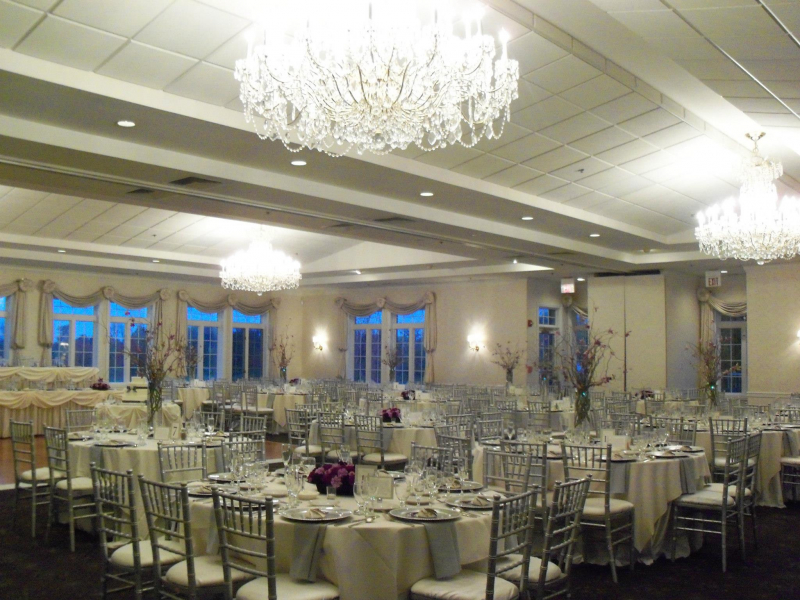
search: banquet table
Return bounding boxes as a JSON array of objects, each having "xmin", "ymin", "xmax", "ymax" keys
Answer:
[
  {"xmin": 309, "ymin": 423, "xmax": 437, "ymax": 459},
  {"xmin": 95, "ymin": 402, "xmax": 183, "ymax": 430},
  {"xmin": 189, "ymin": 493, "xmax": 491, "ymax": 600},
  {"xmin": 177, "ymin": 387, "xmax": 210, "ymax": 418},
  {"xmin": 0, "ymin": 366, "xmax": 100, "ymax": 388},
  {"xmin": 0, "ymin": 389, "xmax": 122, "ymax": 437},
  {"xmin": 272, "ymin": 393, "xmax": 308, "ymax": 428}
]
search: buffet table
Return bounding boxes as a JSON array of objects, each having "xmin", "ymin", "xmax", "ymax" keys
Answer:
[
  {"xmin": 0, "ymin": 366, "xmax": 100, "ymax": 388},
  {"xmin": 0, "ymin": 389, "xmax": 122, "ymax": 437}
]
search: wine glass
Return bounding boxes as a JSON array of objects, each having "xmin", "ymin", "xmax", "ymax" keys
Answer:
[
  {"xmin": 301, "ymin": 457, "xmax": 317, "ymax": 478},
  {"xmin": 353, "ymin": 475, "xmax": 367, "ymax": 515},
  {"xmin": 395, "ymin": 478, "xmax": 410, "ymax": 509},
  {"xmin": 285, "ymin": 467, "xmax": 301, "ymax": 508},
  {"xmin": 281, "ymin": 444, "xmax": 294, "ymax": 471},
  {"xmin": 363, "ymin": 475, "xmax": 379, "ymax": 517}
]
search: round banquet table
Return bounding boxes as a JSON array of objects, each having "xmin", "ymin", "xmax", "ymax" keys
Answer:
[
  {"xmin": 189, "ymin": 493, "xmax": 492, "ymax": 600},
  {"xmin": 272, "ymin": 393, "xmax": 308, "ymax": 429},
  {"xmin": 95, "ymin": 402, "xmax": 183, "ymax": 430},
  {"xmin": 177, "ymin": 387, "xmax": 210, "ymax": 419},
  {"xmin": 309, "ymin": 423, "xmax": 437, "ymax": 458},
  {"xmin": 0, "ymin": 389, "xmax": 122, "ymax": 437}
]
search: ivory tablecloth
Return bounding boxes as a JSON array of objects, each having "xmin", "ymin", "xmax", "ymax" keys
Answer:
[
  {"xmin": 0, "ymin": 389, "xmax": 122, "ymax": 437},
  {"xmin": 189, "ymin": 495, "xmax": 492, "ymax": 600},
  {"xmin": 95, "ymin": 402, "xmax": 183, "ymax": 430},
  {"xmin": 309, "ymin": 424, "xmax": 437, "ymax": 458},
  {"xmin": 272, "ymin": 393, "xmax": 308, "ymax": 428},
  {"xmin": 177, "ymin": 387, "xmax": 210, "ymax": 418},
  {"xmin": 0, "ymin": 366, "xmax": 100, "ymax": 386}
]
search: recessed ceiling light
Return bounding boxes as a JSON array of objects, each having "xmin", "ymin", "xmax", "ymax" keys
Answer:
[
  {"xmin": 420, "ymin": 192, "xmax": 434, "ymax": 197},
  {"xmin": 57, "ymin": 249, "xmax": 66, "ymax": 253},
  {"xmin": 521, "ymin": 216, "xmax": 534, "ymax": 221},
  {"xmin": 512, "ymin": 259, "xmax": 518, "ymax": 264},
  {"xmin": 152, "ymin": 259, "xmax": 160, "ymax": 263},
  {"xmin": 589, "ymin": 233, "xmax": 600, "ymax": 238},
  {"xmin": 721, "ymin": 270, "xmax": 728, "ymax": 274},
  {"xmin": 291, "ymin": 160, "xmax": 307, "ymax": 166},
  {"xmin": 577, "ymin": 277, "xmax": 586, "ymax": 282},
  {"xmin": 116, "ymin": 120, "xmax": 135, "ymax": 128},
  {"xmin": 353, "ymin": 270, "xmax": 362, "ymax": 275}
]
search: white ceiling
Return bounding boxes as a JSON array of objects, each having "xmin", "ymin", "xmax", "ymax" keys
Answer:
[{"xmin": 0, "ymin": 0, "xmax": 798, "ymax": 285}]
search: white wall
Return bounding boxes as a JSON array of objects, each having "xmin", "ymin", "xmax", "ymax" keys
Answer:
[{"xmin": 664, "ymin": 272, "xmax": 701, "ymax": 389}]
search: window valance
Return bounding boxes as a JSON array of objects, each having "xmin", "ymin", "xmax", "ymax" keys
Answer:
[
  {"xmin": 0, "ymin": 279, "xmax": 33, "ymax": 350},
  {"xmin": 697, "ymin": 288, "xmax": 747, "ymax": 346}
]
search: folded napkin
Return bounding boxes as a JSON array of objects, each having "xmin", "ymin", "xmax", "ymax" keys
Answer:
[
  {"xmin": 290, "ymin": 524, "xmax": 327, "ymax": 582},
  {"xmin": 469, "ymin": 495, "xmax": 492, "ymax": 508},
  {"xmin": 424, "ymin": 521, "xmax": 461, "ymax": 580}
]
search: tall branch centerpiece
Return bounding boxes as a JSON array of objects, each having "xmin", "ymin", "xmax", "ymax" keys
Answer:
[
  {"xmin": 382, "ymin": 344, "xmax": 400, "ymax": 383},
  {"xmin": 491, "ymin": 342, "xmax": 525, "ymax": 387},
  {"xmin": 270, "ymin": 328, "xmax": 295, "ymax": 383},
  {"xmin": 687, "ymin": 334, "xmax": 738, "ymax": 408}
]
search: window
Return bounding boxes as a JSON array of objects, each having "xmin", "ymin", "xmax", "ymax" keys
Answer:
[
  {"xmin": 231, "ymin": 310, "xmax": 265, "ymax": 381},
  {"xmin": 538, "ymin": 307, "xmax": 558, "ymax": 327},
  {"xmin": 395, "ymin": 309, "xmax": 425, "ymax": 385},
  {"xmin": 0, "ymin": 296, "xmax": 7, "ymax": 363},
  {"xmin": 574, "ymin": 312, "xmax": 590, "ymax": 373},
  {"xmin": 108, "ymin": 303, "xmax": 148, "ymax": 383},
  {"xmin": 352, "ymin": 311, "xmax": 382, "ymax": 383},
  {"xmin": 538, "ymin": 331, "xmax": 555, "ymax": 381},
  {"xmin": 187, "ymin": 307, "xmax": 220, "ymax": 380},
  {"xmin": 718, "ymin": 314, "xmax": 746, "ymax": 394},
  {"xmin": 52, "ymin": 298, "xmax": 95, "ymax": 367}
]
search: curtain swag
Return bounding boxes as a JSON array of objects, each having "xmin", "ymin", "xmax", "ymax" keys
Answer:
[
  {"xmin": 0, "ymin": 279, "xmax": 33, "ymax": 350},
  {"xmin": 697, "ymin": 288, "xmax": 747, "ymax": 347},
  {"xmin": 335, "ymin": 292, "xmax": 437, "ymax": 384}
]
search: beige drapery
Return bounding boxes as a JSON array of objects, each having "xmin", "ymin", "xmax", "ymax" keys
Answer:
[
  {"xmin": 697, "ymin": 288, "xmax": 747, "ymax": 346},
  {"xmin": 335, "ymin": 292, "xmax": 437, "ymax": 384},
  {"xmin": 38, "ymin": 280, "xmax": 169, "ymax": 367},
  {"xmin": 176, "ymin": 290, "xmax": 279, "ymax": 375},
  {"xmin": 0, "ymin": 279, "xmax": 32, "ymax": 350}
]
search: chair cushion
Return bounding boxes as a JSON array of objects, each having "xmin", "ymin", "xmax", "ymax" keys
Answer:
[
  {"xmin": 55, "ymin": 476, "xmax": 94, "ymax": 494},
  {"xmin": 110, "ymin": 538, "xmax": 185, "ymax": 568},
  {"xmin": 675, "ymin": 487, "xmax": 732, "ymax": 507},
  {"xmin": 410, "ymin": 569, "xmax": 519, "ymax": 600},
  {"xmin": 496, "ymin": 555, "xmax": 562, "ymax": 583},
  {"xmin": 236, "ymin": 574, "xmax": 340, "ymax": 600},
  {"xmin": 165, "ymin": 555, "xmax": 251, "ymax": 588},
  {"xmin": 361, "ymin": 452, "xmax": 407, "ymax": 465},
  {"xmin": 580, "ymin": 497, "xmax": 634, "ymax": 519},
  {"xmin": 294, "ymin": 445, "xmax": 323, "ymax": 456},
  {"xmin": 706, "ymin": 482, "xmax": 751, "ymax": 498},
  {"xmin": 20, "ymin": 467, "xmax": 58, "ymax": 482}
]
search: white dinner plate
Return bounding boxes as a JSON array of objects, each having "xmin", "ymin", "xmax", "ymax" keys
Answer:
[
  {"xmin": 440, "ymin": 480, "xmax": 482, "ymax": 493},
  {"xmin": 280, "ymin": 507, "xmax": 352, "ymax": 523},
  {"xmin": 443, "ymin": 494, "xmax": 494, "ymax": 510},
  {"xmin": 389, "ymin": 507, "xmax": 461, "ymax": 522},
  {"xmin": 648, "ymin": 451, "xmax": 689, "ymax": 459}
]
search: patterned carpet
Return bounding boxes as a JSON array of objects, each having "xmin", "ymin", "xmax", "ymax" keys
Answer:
[{"xmin": 1, "ymin": 489, "xmax": 797, "ymax": 599}]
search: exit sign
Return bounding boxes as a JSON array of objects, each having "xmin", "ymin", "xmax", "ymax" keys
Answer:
[
  {"xmin": 561, "ymin": 278, "xmax": 575, "ymax": 294},
  {"xmin": 705, "ymin": 270, "xmax": 721, "ymax": 288}
]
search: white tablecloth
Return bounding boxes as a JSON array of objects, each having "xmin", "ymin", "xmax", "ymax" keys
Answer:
[
  {"xmin": 272, "ymin": 393, "xmax": 308, "ymax": 428},
  {"xmin": 0, "ymin": 366, "xmax": 100, "ymax": 386},
  {"xmin": 0, "ymin": 389, "xmax": 122, "ymax": 437},
  {"xmin": 96, "ymin": 403, "xmax": 183, "ymax": 430},
  {"xmin": 177, "ymin": 387, "xmax": 209, "ymax": 418},
  {"xmin": 309, "ymin": 423, "xmax": 437, "ymax": 458}
]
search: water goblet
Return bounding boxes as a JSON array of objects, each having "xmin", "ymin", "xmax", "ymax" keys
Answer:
[{"xmin": 281, "ymin": 444, "xmax": 294, "ymax": 470}]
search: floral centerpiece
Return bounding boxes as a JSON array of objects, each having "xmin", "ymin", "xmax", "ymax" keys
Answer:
[
  {"xmin": 381, "ymin": 407, "xmax": 402, "ymax": 423},
  {"xmin": 269, "ymin": 328, "xmax": 294, "ymax": 383},
  {"xmin": 382, "ymin": 345, "xmax": 400, "ymax": 382},
  {"xmin": 183, "ymin": 343, "xmax": 198, "ymax": 382},
  {"xmin": 90, "ymin": 378, "xmax": 110, "ymax": 391},
  {"xmin": 308, "ymin": 462, "xmax": 356, "ymax": 495},
  {"xmin": 491, "ymin": 342, "xmax": 525, "ymax": 386},
  {"xmin": 401, "ymin": 390, "xmax": 416, "ymax": 400},
  {"xmin": 687, "ymin": 334, "xmax": 738, "ymax": 408},
  {"xmin": 552, "ymin": 309, "xmax": 627, "ymax": 426}
]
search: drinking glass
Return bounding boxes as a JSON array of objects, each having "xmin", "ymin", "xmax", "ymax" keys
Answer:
[
  {"xmin": 363, "ymin": 475, "xmax": 379, "ymax": 517},
  {"xmin": 301, "ymin": 457, "xmax": 317, "ymax": 477},
  {"xmin": 285, "ymin": 467, "xmax": 301, "ymax": 508},
  {"xmin": 281, "ymin": 444, "xmax": 294, "ymax": 470},
  {"xmin": 353, "ymin": 476, "xmax": 367, "ymax": 515},
  {"xmin": 395, "ymin": 478, "xmax": 410, "ymax": 508}
]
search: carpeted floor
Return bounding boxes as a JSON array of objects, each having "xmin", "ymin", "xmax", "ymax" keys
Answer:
[{"xmin": 1, "ymin": 489, "xmax": 798, "ymax": 600}]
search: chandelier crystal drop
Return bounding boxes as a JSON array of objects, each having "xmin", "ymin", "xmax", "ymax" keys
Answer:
[
  {"xmin": 234, "ymin": 0, "xmax": 519, "ymax": 156},
  {"xmin": 220, "ymin": 237, "xmax": 301, "ymax": 295},
  {"xmin": 695, "ymin": 132, "xmax": 800, "ymax": 263}
]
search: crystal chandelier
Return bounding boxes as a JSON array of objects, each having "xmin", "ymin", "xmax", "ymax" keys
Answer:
[
  {"xmin": 234, "ymin": 0, "xmax": 519, "ymax": 156},
  {"xmin": 220, "ymin": 236, "xmax": 301, "ymax": 295},
  {"xmin": 695, "ymin": 133, "xmax": 800, "ymax": 263}
]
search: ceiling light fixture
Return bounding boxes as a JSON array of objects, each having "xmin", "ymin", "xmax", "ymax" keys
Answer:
[
  {"xmin": 589, "ymin": 233, "xmax": 600, "ymax": 238},
  {"xmin": 721, "ymin": 270, "xmax": 728, "ymax": 274},
  {"xmin": 353, "ymin": 270, "xmax": 362, "ymax": 275},
  {"xmin": 57, "ymin": 249, "xmax": 66, "ymax": 253},
  {"xmin": 577, "ymin": 277, "xmax": 586, "ymax": 282},
  {"xmin": 420, "ymin": 192, "xmax": 434, "ymax": 197},
  {"xmin": 696, "ymin": 132, "xmax": 800, "ymax": 263},
  {"xmin": 512, "ymin": 259, "xmax": 518, "ymax": 264},
  {"xmin": 521, "ymin": 216, "xmax": 533, "ymax": 221},
  {"xmin": 291, "ymin": 160, "xmax": 307, "ymax": 166},
  {"xmin": 220, "ymin": 230, "xmax": 301, "ymax": 295},
  {"xmin": 116, "ymin": 120, "xmax": 135, "ymax": 128},
  {"xmin": 235, "ymin": 1, "xmax": 519, "ymax": 156},
  {"xmin": 152, "ymin": 259, "xmax": 160, "ymax": 263}
]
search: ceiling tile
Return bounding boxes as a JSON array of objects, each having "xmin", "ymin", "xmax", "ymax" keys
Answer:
[
  {"xmin": 620, "ymin": 149, "xmax": 676, "ymax": 175},
  {"xmin": 725, "ymin": 97, "xmax": 789, "ymax": 114},
  {"xmin": 134, "ymin": 0, "xmax": 248, "ymax": 59},
  {"xmin": 0, "ymin": 1, "xmax": 41, "ymax": 48},
  {"xmin": 746, "ymin": 113, "xmax": 798, "ymax": 126},
  {"xmin": 678, "ymin": 59, "xmax": 750, "ymax": 80},
  {"xmin": 550, "ymin": 157, "xmax": 613, "ymax": 182},
  {"xmin": 120, "ymin": 239, "xmax": 153, "ymax": 248},
  {"xmin": 125, "ymin": 208, "xmax": 176, "ymax": 228},
  {"xmin": 570, "ymin": 126, "xmax": 636, "ymax": 155},
  {"xmin": 538, "ymin": 112, "xmax": 611, "ymax": 144},
  {"xmin": 701, "ymin": 79, "xmax": 772, "ymax": 98},
  {"xmin": 740, "ymin": 59, "xmax": 800, "ymax": 82},
  {"xmin": 575, "ymin": 167, "xmax": 634, "ymax": 190},
  {"xmin": 599, "ymin": 174, "xmax": 655, "ymax": 196},
  {"xmin": 54, "ymin": 0, "xmax": 173, "ymax": 38},
  {"xmin": 414, "ymin": 145, "xmax": 483, "ymax": 169},
  {"xmin": 106, "ymin": 224, "xmax": 148, "ymax": 239},
  {"xmin": 204, "ymin": 23, "xmax": 260, "ymax": 70},
  {"xmin": 150, "ymin": 212, "xmax": 206, "ymax": 231},
  {"xmin": 595, "ymin": 138, "xmax": 659, "ymax": 164},
  {"xmin": 642, "ymin": 122, "xmax": 702, "ymax": 149},
  {"xmin": 513, "ymin": 175, "xmax": 570, "ymax": 196},
  {"xmin": 593, "ymin": 0, "xmax": 665, "ymax": 9},
  {"xmin": 591, "ymin": 92, "xmax": 659, "ymax": 124},
  {"xmin": 513, "ymin": 96, "xmax": 583, "ymax": 132},
  {"xmin": 92, "ymin": 203, "xmax": 148, "ymax": 224},
  {"xmin": 522, "ymin": 146, "xmax": 588, "ymax": 172},
  {"xmin": 681, "ymin": 5, "xmax": 780, "ymax": 37},
  {"xmin": 473, "ymin": 122, "xmax": 532, "ymax": 153},
  {"xmin": 13, "ymin": 0, "xmax": 57, "ymax": 9},
  {"xmin": 717, "ymin": 35, "xmax": 798, "ymax": 61},
  {"xmin": 512, "ymin": 80, "xmax": 552, "ymax": 113},
  {"xmin": 92, "ymin": 234, "xmax": 128, "ymax": 245},
  {"xmin": 525, "ymin": 54, "xmax": 602, "ymax": 94},
  {"xmin": 618, "ymin": 108, "xmax": 681, "ymax": 137},
  {"xmin": 482, "ymin": 165, "xmax": 543, "ymax": 187},
  {"xmin": 96, "ymin": 42, "xmax": 197, "ymax": 89},
  {"xmin": 507, "ymin": 31, "xmax": 569, "ymax": 77},
  {"xmin": 165, "ymin": 62, "xmax": 241, "ymax": 106},
  {"xmin": 638, "ymin": 162, "xmax": 685, "ymax": 183},
  {"xmin": 491, "ymin": 133, "xmax": 560, "ymax": 163},
  {"xmin": 562, "ymin": 191, "xmax": 613, "ymax": 210},
  {"xmin": 15, "ymin": 15, "xmax": 126, "ymax": 71},
  {"xmin": 644, "ymin": 36, "xmax": 720, "ymax": 61},
  {"xmin": 451, "ymin": 154, "xmax": 515, "ymax": 178},
  {"xmin": 540, "ymin": 183, "xmax": 592, "ymax": 202},
  {"xmin": 611, "ymin": 9, "xmax": 699, "ymax": 36},
  {"xmin": 761, "ymin": 80, "xmax": 800, "ymax": 99},
  {"xmin": 560, "ymin": 74, "xmax": 631, "ymax": 110}
]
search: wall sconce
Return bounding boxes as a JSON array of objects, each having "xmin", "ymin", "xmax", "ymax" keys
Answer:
[
  {"xmin": 467, "ymin": 334, "xmax": 484, "ymax": 352},
  {"xmin": 312, "ymin": 335, "xmax": 324, "ymax": 352},
  {"xmin": 797, "ymin": 330, "xmax": 800, "ymax": 344}
]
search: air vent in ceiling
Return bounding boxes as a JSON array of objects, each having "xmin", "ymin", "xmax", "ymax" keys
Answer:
[
  {"xmin": 595, "ymin": 270, "xmax": 661, "ymax": 278},
  {"xmin": 127, "ymin": 188, "xmax": 153, "ymax": 195},
  {"xmin": 170, "ymin": 176, "xmax": 221, "ymax": 186},
  {"xmin": 373, "ymin": 216, "xmax": 415, "ymax": 224}
]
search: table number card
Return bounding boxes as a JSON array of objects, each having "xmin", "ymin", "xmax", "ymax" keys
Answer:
[
  {"xmin": 373, "ymin": 472, "xmax": 394, "ymax": 500},
  {"xmin": 154, "ymin": 426, "xmax": 171, "ymax": 441}
]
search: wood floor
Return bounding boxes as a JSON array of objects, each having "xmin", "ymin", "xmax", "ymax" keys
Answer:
[{"xmin": 0, "ymin": 437, "xmax": 284, "ymax": 486}]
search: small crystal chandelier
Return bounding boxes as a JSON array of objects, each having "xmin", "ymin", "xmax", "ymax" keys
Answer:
[
  {"xmin": 220, "ymin": 234, "xmax": 301, "ymax": 295},
  {"xmin": 234, "ymin": 0, "xmax": 519, "ymax": 156},
  {"xmin": 695, "ymin": 132, "xmax": 800, "ymax": 263}
]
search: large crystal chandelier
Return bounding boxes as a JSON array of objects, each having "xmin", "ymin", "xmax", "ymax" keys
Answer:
[
  {"xmin": 234, "ymin": 0, "xmax": 519, "ymax": 156},
  {"xmin": 220, "ymin": 235, "xmax": 301, "ymax": 295},
  {"xmin": 695, "ymin": 133, "xmax": 800, "ymax": 263}
]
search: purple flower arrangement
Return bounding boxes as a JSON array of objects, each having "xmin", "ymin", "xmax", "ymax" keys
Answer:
[
  {"xmin": 381, "ymin": 407, "xmax": 402, "ymax": 423},
  {"xmin": 308, "ymin": 462, "xmax": 356, "ymax": 495},
  {"xmin": 90, "ymin": 378, "xmax": 110, "ymax": 391}
]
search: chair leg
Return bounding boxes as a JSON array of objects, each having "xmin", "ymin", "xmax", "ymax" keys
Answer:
[
  {"xmin": 68, "ymin": 498, "xmax": 76, "ymax": 553},
  {"xmin": 30, "ymin": 486, "xmax": 37, "ymax": 538},
  {"xmin": 721, "ymin": 512, "xmax": 727, "ymax": 573},
  {"xmin": 12, "ymin": 484, "xmax": 19, "ymax": 530},
  {"xmin": 750, "ymin": 507, "xmax": 758, "ymax": 553},
  {"xmin": 605, "ymin": 517, "xmax": 618, "ymax": 584},
  {"xmin": 629, "ymin": 510, "xmax": 635, "ymax": 572},
  {"xmin": 669, "ymin": 505, "xmax": 678, "ymax": 562},
  {"xmin": 45, "ymin": 489, "xmax": 54, "ymax": 544},
  {"xmin": 738, "ymin": 507, "xmax": 746, "ymax": 562}
]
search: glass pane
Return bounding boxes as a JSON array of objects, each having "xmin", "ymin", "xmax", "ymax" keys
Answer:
[
  {"xmin": 130, "ymin": 323, "xmax": 148, "ymax": 379},
  {"xmin": 414, "ymin": 328, "xmax": 425, "ymax": 384},
  {"xmin": 187, "ymin": 326, "xmax": 199, "ymax": 379},
  {"xmin": 353, "ymin": 329, "xmax": 367, "ymax": 382},
  {"xmin": 538, "ymin": 307, "xmax": 556, "ymax": 326},
  {"xmin": 397, "ymin": 309, "xmax": 424, "ymax": 324},
  {"xmin": 53, "ymin": 298, "xmax": 94, "ymax": 316},
  {"xmin": 248, "ymin": 329, "xmax": 264, "ymax": 379},
  {"xmin": 355, "ymin": 311, "xmax": 382, "ymax": 325},
  {"xmin": 52, "ymin": 320, "xmax": 70, "ymax": 366},
  {"xmin": 538, "ymin": 332, "xmax": 555, "ymax": 379},
  {"xmin": 370, "ymin": 328, "xmax": 381, "ymax": 384},
  {"xmin": 187, "ymin": 307, "xmax": 218, "ymax": 322},
  {"xmin": 0, "ymin": 317, "xmax": 4, "ymax": 361},
  {"xmin": 233, "ymin": 310, "xmax": 261, "ymax": 324},
  {"xmin": 396, "ymin": 329, "xmax": 410, "ymax": 385},
  {"xmin": 110, "ymin": 302, "xmax": 147, "ymax": 318},
  {"xmin": 74, "ymin": 321, "xmax": 94, "ymax": 367},
  {"xmin": 108, "ymin": 322, "xmax": 125, "ymax": 383},
  {"xmin": 0, "ymin": 296, "xmax": 6, "ymax": 311},
  {"xmin": 232, "ymin": 328, "xmax": 245, "ymax": 381},
  {"xmin": 203, "ymin": 327, "xmax": 219, "ymax": 380}
]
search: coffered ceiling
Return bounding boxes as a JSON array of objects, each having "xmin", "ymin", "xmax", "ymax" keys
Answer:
[{"xmin": 0, "ymin": 0, "xmax": 798, "ymax": 286}]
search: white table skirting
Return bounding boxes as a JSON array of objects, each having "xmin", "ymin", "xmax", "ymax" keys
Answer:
[
  {"xmin": 177, "ymin": 387, "xmax": 209, "ymax": 419},
  {"xmin": 309, "ymin": 423, "xmax": 437, "ymax": 459},
  {"xmin": 96, "ymin": 403, "xmax": 183, "ymax": 430},
  {"xmin": 0, "ymin": 390, "xmax": 122, "ymax": 437},
  {"xmin": 0, "ymin": 366, "xmax": 100, "ymax": 385}
]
